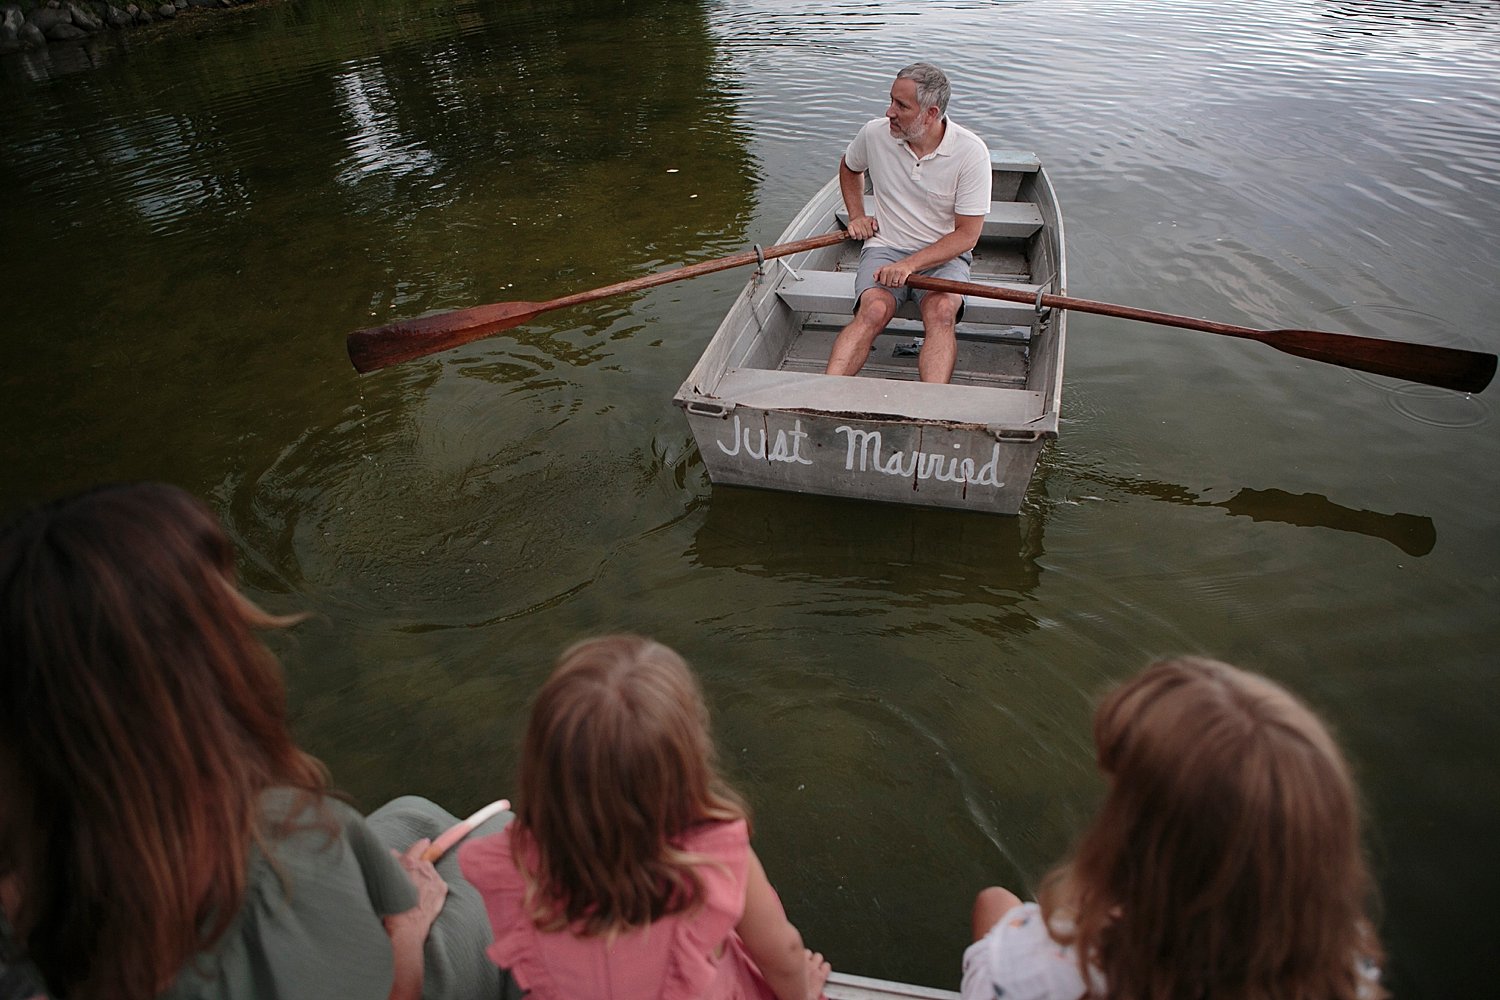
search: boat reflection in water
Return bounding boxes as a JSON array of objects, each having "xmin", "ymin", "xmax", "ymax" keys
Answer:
[{"xmin": 1081, "ymin": 474, "xmax": 1436, "ymax": 558}]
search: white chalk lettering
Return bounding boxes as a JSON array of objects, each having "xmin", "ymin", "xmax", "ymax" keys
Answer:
[
  {"xmin": 879, "ymin": 449, "xmax": 918, "ymax": 477},
  {"xmin": 974, "ymin": 445, "xmax": 1002, "ymax": 487},
  {"xmin": 840, "ymin": 426, "xmax": 884, "ymax": 471},
  {"xmin": 832, "ymin": 427, "xmax": 1006, "ymax": 489},
  {"xmin": 768, "ymin": 420, "xmax": 815, "ymax": 465},
  {"xmin": 717, "ymin": 415, "xmax": 814, "ymax": 465}
]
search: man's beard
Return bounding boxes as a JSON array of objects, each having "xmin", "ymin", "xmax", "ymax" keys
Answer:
[{"xmin": 891, "ymin": 115, "xmax": 931, "ymax": 144}]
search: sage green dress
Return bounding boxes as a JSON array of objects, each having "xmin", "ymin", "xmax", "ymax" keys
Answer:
[{"xmin": 161, "ymin": 790, "xmax": 515, "ymax": 1000}]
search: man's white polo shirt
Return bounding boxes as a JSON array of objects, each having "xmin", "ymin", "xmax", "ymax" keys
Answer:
[{"xmin": 843, "ymin": 116, "xmax": 992, "ymax": 252}]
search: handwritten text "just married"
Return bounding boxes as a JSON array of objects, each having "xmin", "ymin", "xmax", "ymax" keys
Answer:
[{"xmin": 714, "ymin": 415, "xmax": 1007, "ymax": 487}]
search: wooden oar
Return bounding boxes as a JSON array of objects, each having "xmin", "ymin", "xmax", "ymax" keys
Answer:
[
  {"xmin": 908, "ymin": 274, "xmax": 1496, "ymax": 394},
  {"xmin": 347, "ymin": 231, "xmax": 853, "ymax": 373}
]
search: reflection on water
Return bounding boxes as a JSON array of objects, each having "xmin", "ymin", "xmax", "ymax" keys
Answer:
[
  {"xmin": 335, "ymin": 62, "xmax": 441, "ymax": 186},
  {"xmin": 1214, "ymin": 487, "xmax": 1435, "ymax": 556},
  {"xmin": 1319, "ymin": 0, "xmax": 1498, "ymax": 34},
  {"xmin": 1079, "ymin": 471, "xmax": 1436, "ymax": 556},
  {"xmin": 690, "ymin": 485, "xmax": 1045, "ymax": 634},
  {"xmin": 4, "ymin": 0, "xmax": 1500, "ymax": 995}
]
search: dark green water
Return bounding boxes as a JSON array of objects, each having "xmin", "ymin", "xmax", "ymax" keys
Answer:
[{"xmin": 3, "ymin": 0, "xmax": 1498, "ymax": 995}]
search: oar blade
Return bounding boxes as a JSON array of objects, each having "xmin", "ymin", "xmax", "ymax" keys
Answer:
[
  {"xmin": 347, "ymin": 301, "xmax": 546, "ymax": 373},
  {"xmin": 1267, "ymin": 329, "xmax": 1497, "ymax": 394}
]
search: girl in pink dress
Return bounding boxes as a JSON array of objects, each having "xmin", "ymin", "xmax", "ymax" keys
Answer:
[{"xmin": 460, "ymin": 635, "xmax": 831, "ymax": 1000}]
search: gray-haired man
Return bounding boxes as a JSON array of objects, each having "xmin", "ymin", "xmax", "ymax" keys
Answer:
[{"xmin": 825, "ymin": 62, "xmax": 992, "ymax": 384}]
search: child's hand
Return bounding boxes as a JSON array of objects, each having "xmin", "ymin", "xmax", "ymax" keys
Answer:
[{"xmin": 804, "ymin": 948, "xmax": 831, "ymax": 1000}]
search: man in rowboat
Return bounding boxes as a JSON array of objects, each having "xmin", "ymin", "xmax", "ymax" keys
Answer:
[{"xmin": 825, "ymin": 62, "xmax": 992, "ymax": 384}]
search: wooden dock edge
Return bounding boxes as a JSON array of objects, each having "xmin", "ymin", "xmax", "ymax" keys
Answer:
[{"xmin": 826, "ymin": 971, "xmax": 960, "ymax": 1000}]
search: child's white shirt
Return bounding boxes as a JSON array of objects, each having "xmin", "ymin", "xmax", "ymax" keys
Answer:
[
  {"xmin": 960, "ymin": 902, "xmax": 1100, "ymax": 1000},
  {"xmin": 960, "ymin": 900, "xmax": 1383, "ymax": 1000}
]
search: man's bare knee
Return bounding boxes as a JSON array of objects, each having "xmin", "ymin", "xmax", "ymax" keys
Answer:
[
  {"xmin": 828, "ymin": 290, "xmax": 899, "ymax": 376},
  {"xmin": 920, "ymin": 292, "xmax": 961, "ymax": 328},
  {"xmin": 856, "ymin": 288, "xmax": 898, "ymax": 325}
]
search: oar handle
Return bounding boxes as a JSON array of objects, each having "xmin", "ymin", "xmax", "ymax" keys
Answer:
[
  {"xmin": 538, "ymin": 230, "xmax": 852, "ymax": 312},
  {"xmin": 348, "ymin": 231, "xmax": 852, "ymax": 373},
  {"xmin": 907, "ymin": 275, "xmax": 1264, "ymax": 337}
]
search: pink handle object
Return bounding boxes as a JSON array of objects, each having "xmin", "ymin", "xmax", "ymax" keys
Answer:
[{"xmin": 422, "ymin": 798, "xmax": 510, "ymax": 862}]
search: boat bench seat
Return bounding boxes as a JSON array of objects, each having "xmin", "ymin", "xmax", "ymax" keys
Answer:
[
  {"xmin": 988, "ymin": 149, "xmax": 1041, "ymax": 173},
  {"xmin": 776, "ymin": 269, "xmax": 1042, "ymax": 327},
  {"xmin": 836, "ymin": 201, "xmax": 1043, "ymax": 239}
]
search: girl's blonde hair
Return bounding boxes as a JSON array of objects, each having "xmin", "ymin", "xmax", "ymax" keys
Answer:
[
  {"xmin": 1039, "ymin": 656, "xmax": 1384, "ymax": 1000},
  {"xmin": 511, "ymin": 634, "xmax": 747, "ymax": 936}
]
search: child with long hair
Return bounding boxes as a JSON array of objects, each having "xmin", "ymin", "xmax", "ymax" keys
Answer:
[
  {"xmin": 460, "ymin": 634, "xmax": 831, "ymax": 1000},
  {"xmin": 962, "ymin": 657, "xmax": 1384, "ymax": 1000},
  {"xmin": 0, "ymin": 483, "xmax": 509, "ymax": 1000}
]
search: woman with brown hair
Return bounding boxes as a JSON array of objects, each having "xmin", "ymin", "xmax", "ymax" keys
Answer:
[
  {"xmin": 460, "ymin": 634, "xmax": 830, "ymax": 1000},
  {"xmin": 0, "ymin": 483, "xmax": 508, "ymax": 1000},
  {"xmin": 961, "ymin": 656, "xmax": 1385, "ymax": 1000}
]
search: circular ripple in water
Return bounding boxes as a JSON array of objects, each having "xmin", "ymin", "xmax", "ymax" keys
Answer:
[{"xmin": 1320, "ymin": 303, "xmax": 1493, "ymax": 426}]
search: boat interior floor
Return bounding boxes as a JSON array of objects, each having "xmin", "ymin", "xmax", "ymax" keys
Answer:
[{"xmin": 780, "ymin": 320, "xmax": 1032, "ymax": 386}]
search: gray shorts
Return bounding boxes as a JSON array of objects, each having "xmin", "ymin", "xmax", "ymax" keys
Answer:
[{"xmin": 854, "ymin": 245, "xmax": 973, "ymax": 319}]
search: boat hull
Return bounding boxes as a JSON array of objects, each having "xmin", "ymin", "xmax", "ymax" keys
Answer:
[{"xmin": 683, "ymin": 405, "xmax": 1045, "ymax": 515}]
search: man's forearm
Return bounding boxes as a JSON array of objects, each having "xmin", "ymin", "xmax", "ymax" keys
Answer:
[
  {"xmin": 899, "ymin": 227, "xmax": 978, "ymax": 273},
  {"xmin": 838, "ymin": 160, "xmax": 868, "ymax": 220}
]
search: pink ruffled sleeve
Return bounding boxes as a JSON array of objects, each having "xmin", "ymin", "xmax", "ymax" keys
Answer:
[
  {"xmin": 458, "ymin": 827, "xmax": 556, "ymax": 994},
  {"xmin": 664, "ymin": 818, "xmax": 755, "ymax": 998}
]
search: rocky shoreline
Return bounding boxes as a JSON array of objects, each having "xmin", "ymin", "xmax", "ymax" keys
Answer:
[{"xmin": 1, "ymin": 0, "xmax": 255, "ymax": 54}]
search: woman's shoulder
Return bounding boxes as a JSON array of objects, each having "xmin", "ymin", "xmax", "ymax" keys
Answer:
[
  {"xmin": 253, "ymin": 787, "xmax": 366, "ymax": 845},
  {"xmin": 162, "ymin": 792, "xmax": 403, "ymax": 1000}
]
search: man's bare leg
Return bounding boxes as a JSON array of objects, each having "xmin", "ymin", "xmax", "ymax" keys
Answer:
[
  {"xmin": 826, "ymin": 289, "xmax": 898, "ymax": 376},
  {"xmin": 917, "ymin": 291, "xmax": 962, "ymax": 383}
]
